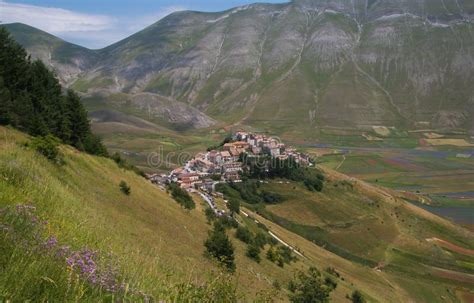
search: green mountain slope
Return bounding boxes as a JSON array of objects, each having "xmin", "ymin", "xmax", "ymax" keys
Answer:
[
  {"xmin": 1, "ymin": 23, "xmax": 98, "ymax": 86},
  {"xmin": 2, "ymin": 0, "xmax": 473, "ymax": 133},
  {"xmin": 1, "ymin": 126, "xmax": 472, "ymax": 302}
]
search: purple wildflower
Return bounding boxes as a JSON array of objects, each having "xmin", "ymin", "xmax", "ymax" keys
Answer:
[{"xmin": 42, "ymin": 236, "xmax": 58, "ymax": 250}]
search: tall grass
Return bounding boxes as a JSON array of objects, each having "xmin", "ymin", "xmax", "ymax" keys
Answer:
[
  {"xmin": 0, "ymin": 203, "xmax": 239, "ymax": 302},
  {"xmin": 0, "ymin": 128, "xmax": 239, "ymax": 301}
]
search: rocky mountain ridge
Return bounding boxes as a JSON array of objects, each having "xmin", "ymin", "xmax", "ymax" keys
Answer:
[{"xmin": 3, "ymin": 0, "xmax": 474, "ymax": 132}]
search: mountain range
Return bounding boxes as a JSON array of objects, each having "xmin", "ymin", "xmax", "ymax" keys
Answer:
[{"xmin": 2, "ymin": 0, "xmax": 474, "ymax": 133}]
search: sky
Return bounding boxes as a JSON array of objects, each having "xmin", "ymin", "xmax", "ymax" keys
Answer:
[{"xmin": 0, "ymin": 0, "xmax": 288, "ymax": 49}]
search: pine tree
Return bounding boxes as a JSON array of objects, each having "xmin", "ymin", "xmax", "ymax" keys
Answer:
[
  {"xmin": 65, "ymin": 89, "xmax": 91, "ymax": 150},
  {"xmin": 29, "ymin": 60, "xmax": 70, "ymax": 141},
  {"xmin": 0, "ymin": 76, "xmax": 12, "ymax": 125},
  {"xmin": 0, "ymin": 27, "xmax": 107, "ymax": 156}
]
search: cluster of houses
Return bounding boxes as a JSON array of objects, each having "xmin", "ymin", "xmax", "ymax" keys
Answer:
[{"xmin": 147, "ymin": 131, "xmax": 311, "ymax": 191}]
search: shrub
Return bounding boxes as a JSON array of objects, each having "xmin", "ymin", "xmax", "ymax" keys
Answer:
[
  {"xmin": 268, "ymin": 236, "xmax": 278, "ymax": 246},
  {"xmin": 204, "ymin": 222, "xmax": 235, "ymax": 272},
  {"xmin": 277, "ymin": 245, "xmax": 296, "ymax": 264},
  {"xmin": 266, "ymin": 245, "xmax": 296, "ymax": 267},
  {"xmin": 324, "ymin": 276, "xmax": 338, "ymax": 290},
  {"xmin": 253, "ymin": 232, "xmax": 268, "ymax": 248},
  {"xmin": 235, "ymin": 226, "xmax": 252, "ymax": 244},
  {"xmin": 261, "ymin": 191, "xmax": 284, "ymax": 204},
  {"xmin": 351, "ymin": 290, "xmax": 366, "ymax": 303},
  {"xmin": 325, "ymin": 267, "xmax": 341, "ymax": 278},
  {"xmin": 205, "ymin": 207, "xmax": 216, "ymax": 223},
  {"xmin": 31, "ymin": 135, "xmax": 61, "ymax": 162},
  {"xmin": 288, "ymin": 267, "xmax": 336, "ymax": 303},
  {"xmin": 246, "ymin": 242, "xmax": 261, "ymax": 263},
  {"xmin": 266, "ymin": 247, "xmax": 277, "ymax": 262},
  {"xmin": 227, "ymin": 199, "xmax": 240, "ymax": 216},
  {"xmin": 119, "ymin": 180, "xmax": 131, "ymax": 195},
  {"xmin": 83, "ymin": 134, "xmax": 109, "ymax": 157},
  {"xmin": 216, "ymin": 216, "xmax": 238, "ymax": 229},
  {"xmin": 168, "ymin": 183, "xmax": 195, "ymax": 210}
]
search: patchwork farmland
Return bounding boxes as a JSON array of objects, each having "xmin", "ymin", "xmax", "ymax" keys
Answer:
[{"xmin": 303, "ymin": 129, "xmax": 474, "ymax": 229}]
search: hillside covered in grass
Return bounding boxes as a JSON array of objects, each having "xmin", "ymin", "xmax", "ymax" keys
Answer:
[
  {"xmin": 0, "ymin": 126, "xmax": 342, "ymax": 301},
  {"xmin": 1, "ymin": 126, "xmax": 473, "ymax": 302}
]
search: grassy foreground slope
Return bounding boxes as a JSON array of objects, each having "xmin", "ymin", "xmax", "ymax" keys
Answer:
[
  {"xmin": 0, "ymin": 126, "xmax": 284, "ymax": 301},
  {"xmin": 0, "ymin": 126, "xmax": 343, "ymax": 301},
  {"xmin": 0, "ymin": 126, "xmax": 221, "ymax": 300}
]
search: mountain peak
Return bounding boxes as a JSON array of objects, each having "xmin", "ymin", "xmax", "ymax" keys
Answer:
[{"xmin": 3, "ymin": 0, "xmax": 474, "ymax": 132}]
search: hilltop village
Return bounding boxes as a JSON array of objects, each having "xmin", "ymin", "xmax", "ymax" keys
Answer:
[{"xmin": 147, "ymin": 132, "xmax": 312, "ymax": 191}]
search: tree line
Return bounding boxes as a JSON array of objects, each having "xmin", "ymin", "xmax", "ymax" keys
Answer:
[
  {"xmin": 0, "ymin": 28, "xmax": 107, "ymax": 156},
  {"xmin": 241, "ymin": 155, "xmax": 324, "ymax": 192}
]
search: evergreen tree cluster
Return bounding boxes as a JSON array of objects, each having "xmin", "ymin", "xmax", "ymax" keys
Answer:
[
  {"xmin": 0, "ymin": 28, "xmax": 107, "ymax": 156},
  {"xmin": 216, "ymin": 180, "xmax": 284, "ymax": 205},
  {"xmin": 241, "ymin": 155, "xmax": 325, "ymax": 192}
]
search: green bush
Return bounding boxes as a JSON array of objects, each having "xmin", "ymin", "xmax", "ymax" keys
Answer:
[
  {"xmin": 288, "ymin": 267, "xmax": 336, "ymax": 303},
  {"xmin": 168, "ymin": 182, "xmax": 195, "ymax": 210},
  {"xmin": 266, "ymin": 245, "xmax": 296, "ymax": 268},
  {"xmin": 235, "ymin": 226, "xmax": 252, "ymax": 244},
  {"xmin": 277, "ymin": 245, "xmax": 296, "ymax": 264},
  {"xmin": 266, "ymin": 247, "xmax": 277, "ymax": 262},
  {"xmin": 253, "ymin": 232, "xmax": 268, "ymax": 248},
  {"xmin": 119, "ymin": 180, "xmax": 131, "ymax": 195},
  {"xmin": 351, "ymin": 290, "xmax": 366, "ymax": 303},
  {"xmin": 205, "ymin": 207, "xmax": 216, "ymax": 223},
  {"xmin": 324, "ymin": 276, "xmax": 338, "ymax": 290},
  {"xmin": 325, "ymin": 267, "xmax": 341, "ymax": 278},
  {"xmin": 246, "ymin": 242, "xmax": 261, "ymax": 263},
  {"xmin": 227, "ymin": 199, "xmax": 240, "ymax": 216},
  {"xmin": 31, "ymin": 135, "xmax": 62, "ymax": 163},
  {"xmin": 216, "ymin": 216, "xmax": 238, "ymax": 229},
  {"xmin": 261, "ymin": 191, "xmax": 284, "ymax": 204},
  {"xmin": 204, "ymin": 222, "xmax": 235, "ymax": 272}
]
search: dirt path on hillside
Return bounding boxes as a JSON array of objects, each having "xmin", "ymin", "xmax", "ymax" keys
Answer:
[{"xmin": 335, "ymin": 155, "xmax": 346, "ymax": 171}]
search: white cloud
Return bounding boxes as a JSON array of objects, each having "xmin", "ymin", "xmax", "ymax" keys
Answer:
[
  {"xmin": 0, "ymin": 1, "xmax": 186, "ymax": 49},
  {"xmin": 0, "ymin": 1, "xmax": 114, "ymax": 32}
]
